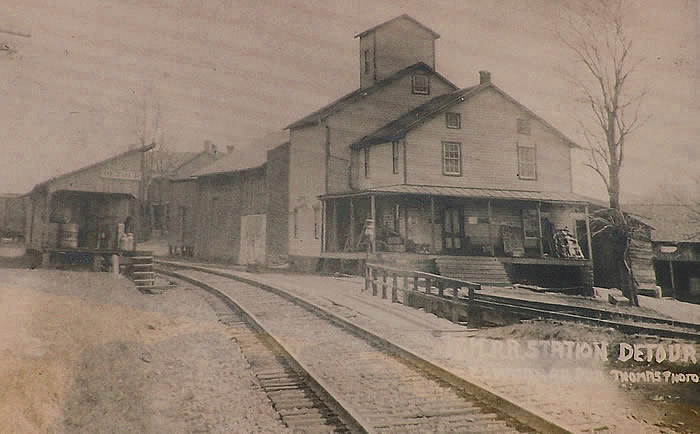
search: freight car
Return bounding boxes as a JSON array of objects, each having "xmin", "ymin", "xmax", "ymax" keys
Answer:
[{"xmin": 0, "ymin": 194, "xmax": 26, "ymax": 240}]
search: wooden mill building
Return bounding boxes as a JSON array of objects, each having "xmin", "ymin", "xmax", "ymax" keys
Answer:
[{"xmin": 182, "ymin": 14, "xmax": 595, "ymax": 289}]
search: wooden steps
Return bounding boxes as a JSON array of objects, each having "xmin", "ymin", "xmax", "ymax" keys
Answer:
[
  {"xmin": 127, "ymin": 253, "xmax": 157, "ymax": 292},
  {"xmin": 435, "ymin": 256, "xmax": 512, "ymax": 287}
]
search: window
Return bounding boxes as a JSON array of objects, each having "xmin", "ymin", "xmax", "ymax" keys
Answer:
[
  {"xmin": 442, "ymin": 142, "xmax": 462, "ymax": 176},
  {"xmin": 392, "ymin": 141, "xmax": 399, "ymax": 174},
  {"xmin": 446, "ymin": 112, "xmax": 461, "ymax": 129},
  {"xmin": 364, "ymin": 147, "xmax": 370, "ymax": 177},
  {"xmin": 517, "ymin": 144, "xmax": 537, "ymax": 180},
  {"xmin": 517, "ymin": 118, "xmax": 531, "ymax": 135},
  {"xmin": 412, "ymin": 74, "xmax": 429, "ymax": 95},
  {"xmin": 364, "ymin": 49, "xmax": 370, "ymax": 74}
]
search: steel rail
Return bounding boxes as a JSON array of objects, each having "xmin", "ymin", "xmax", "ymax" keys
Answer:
[
  {"xmin": 155, "ymin": 260, "xmax": 572, "ymax": 434},
  {"xmin": 156, "ymin": 267, "xmax": 369, "ymax": 434}
]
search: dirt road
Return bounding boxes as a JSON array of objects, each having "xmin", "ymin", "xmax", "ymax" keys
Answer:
[{"xmin": 0, "ymin": 269, "xmax": 290, "ymax": 433}]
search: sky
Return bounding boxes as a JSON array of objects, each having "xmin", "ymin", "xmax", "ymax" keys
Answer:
[{"xmin": 1, "ymin": 0, "xmax": 697, "ymax": 203}]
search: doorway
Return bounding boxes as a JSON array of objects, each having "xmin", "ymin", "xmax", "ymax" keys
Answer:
[{"xmin": 442, "ymin": 207, "xmax": 463, "ymax": 254}]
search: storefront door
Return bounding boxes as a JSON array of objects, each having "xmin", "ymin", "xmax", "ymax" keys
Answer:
[{"xmin": 442, "ymin": 208, "xmax": 463, "ymax": 254}]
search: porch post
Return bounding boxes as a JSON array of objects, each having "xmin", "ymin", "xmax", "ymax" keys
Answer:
[
  {"xmin": 403, "ymin": 200, "xmax": 409, "ymax": 246},
  {"xmin": 321, "ymin": 200, "xmax": 326, "ymax": 253},
  {"xmin": 487, "ymin": 200, "xmax": 494, "ymax": 256},
  {"xmin": 537, "ymin": 201, "xmax": 544, "ymax": 257},
  {"xmin": 332, "ymin": 199, "xmax": 338, "ymax": 252},
  {"xmin": 370, "ymin": 195, "xmax": 376, "ymax": 253},
  {"xmin": 430, "ymin": 196, "xmax": 436, "ymax": 252},
  {"xmin": 584, "ymin": 205, "xmax": 593, "ymax": 261},
  {"xmin": 349, "ymin": 197, "xmax": 354, "ymax": 251}
]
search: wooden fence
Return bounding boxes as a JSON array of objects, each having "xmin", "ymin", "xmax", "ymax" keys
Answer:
[{"xmin": 364, "ymin": 263, "xmax": 481, "ymax": 322}]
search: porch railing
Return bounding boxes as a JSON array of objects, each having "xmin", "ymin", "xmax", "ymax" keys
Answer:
[{"xmin": 364, "ymin": 263, "xmax": 481, "ymax": 304}]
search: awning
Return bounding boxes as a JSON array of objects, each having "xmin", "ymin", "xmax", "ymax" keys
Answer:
[{"xmin": 320, "ymin": 184, "xmax": 594, "ymax": 204}]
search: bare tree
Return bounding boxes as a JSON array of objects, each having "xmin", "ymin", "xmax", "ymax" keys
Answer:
[
  {"xmin": 558, "ymin": 0, "xmax": 648, "ymax": 305},
  {"xmin": 131, "ymin": 88, "xmax": 179, "ymax": 237},
  {"xmin": 558, "ymin": 0, "xmax": 647, "ymax": 210}
]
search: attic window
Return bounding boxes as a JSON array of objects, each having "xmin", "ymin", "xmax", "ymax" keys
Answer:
[
  {"xmin": 517, "ymin": 118, "xmax": 531, "ymax": 135},
  {"xmin": 412, "ymin": 74, "xmax": 429, "ymax": 95},
  {"xmin": 446, "ymin": 112, "xmax": 461, "ymax": 129}
]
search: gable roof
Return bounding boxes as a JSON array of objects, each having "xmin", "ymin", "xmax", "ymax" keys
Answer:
[
  {"xmin": 623, "ymin": 204, "xmax": 700, "ymax": 242},
  {"xmin": 171, "ymin": 150, "xmax": 220, "ymax": 180},
  {"xmin": 351, "ymin": 82, "xmax": 583, "ymax": 150},
  {"xmin": 351, "ymin": 85, "xmax": 482, "ymax": 149},
  {"xmin": 354, "ymin": 14, "xmax": 440, "ymax": 39},
  {"xmin": 32, "ymin": 143, "xmax": 154, "ymax": 193},
  {"xmin": 284, "ymin": 62, "xmax": 458, "ymax": 130},
  {"xmin": 192, "ymin": 142, "xmax": 289, "ymax": 178}
]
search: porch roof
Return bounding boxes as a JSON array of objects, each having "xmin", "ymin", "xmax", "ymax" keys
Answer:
[{"xmin": 321, "ymin": 184, "xmax": 593, "ymax": 204}]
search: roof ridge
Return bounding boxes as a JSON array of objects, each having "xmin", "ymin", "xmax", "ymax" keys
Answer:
[
  {"xmin": 354, "ymin": 14, "xmax": 440, "ymax": 39},
  {"xmin": 284, "ymin": 62, "xmax": 457, "ymax": 130}
]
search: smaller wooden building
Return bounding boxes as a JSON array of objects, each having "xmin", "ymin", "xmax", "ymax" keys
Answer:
[
  {"xmin": 625, "ymin": 204, "xmax": 700, "ymax": 302},
  {"xmin": 189, "ymin": 142, "xmax": 290, "ymax": 265},
  {"xmin": 25, "ymin": 144, "xmax": 154, "ymax": 266}
]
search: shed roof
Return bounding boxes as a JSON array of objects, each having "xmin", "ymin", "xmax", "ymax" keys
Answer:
[
  {"xmin": 321, "ymin": 184, "xmax": 594, "ymax": 204},
  {"xmin": 351, "ymin": 83, "xmax": 582, "ymax": 150},
  {"xmin": 284, "ymin": 62, "xmax": 457, "ymax": 130},
  {"xmin": 354, "ymin": 14, "xmax": 440, "ymax": 39}
]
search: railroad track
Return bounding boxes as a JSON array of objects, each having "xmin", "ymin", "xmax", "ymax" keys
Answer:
[
  {"xmin": 470, "ymin": 293, "xmax": 700, "ymax": 341},
  {"xmin": 163, "ymin": 272, "xmax": 358, "ymax": 434},
  {"xmin": 156, "ymin": 264, "xmax": 566, "ymax": 433}
]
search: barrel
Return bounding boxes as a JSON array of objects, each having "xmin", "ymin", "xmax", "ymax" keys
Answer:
[{"xmin": 58, "ymin": 223, "xmax": 79, "ymax": 248}]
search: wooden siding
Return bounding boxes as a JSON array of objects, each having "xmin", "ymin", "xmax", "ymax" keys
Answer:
[
  {"xmin": 403, "ymin": 87, "xmax": 573, "ymax": 192},
  {"xmin": 194, "ymin": 167, "xmax": 267, "ymax": 262},
  {"xmin": 289, "ymin": 125, "xmax": 325, "ymax": 257},
  {"xmin": 46, "ymin": 150, "xmax": 144, "ymax": 196},
  {"xmin": 266, "ymin": 143, "xmax": 290, "ymax": 259},
  {"xmin": 329, "ymin": 72, "xmax": 454, "ymax": 191},
  {"xmin": 289, "ymin": 73, "xmax": 454, "ymax": 257},
  {"xmin": 353, "ymin": 141, "xmax": 403, "ymax": 190},
  {"xmin": 166, "ymin": 179, "xmax": 198, "ymax": 248},
  {"xmin": 359, "ymin": 32, "xmax": 375, "ymax": 89},
  {"xmin": 373, "ymin": 18, "xmax": 435, "ymax": 82}
]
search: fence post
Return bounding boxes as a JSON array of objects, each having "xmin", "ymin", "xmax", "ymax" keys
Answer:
[
  {"xmin": 438, "ymin": 281, "xmax": 444, "ymax": 297},
  {"xmin": 392, "ymin": 273, "xmax": 398, "ymax": 303},
  {"xmin": 382, "ymin": 269, "xmax": 387, "ymax": 299},
  {"xmin": 402, "ymin": 274, "xmax": 409, "ymax": 304},
  {"xmin": 451, "ymin": 285, "xmax": 461, "ymax": 323},
  {"xmin": 364, "ymin": 265, "xmax": 370, "ymax": 292},
  {"xmin": 467, "ymin": 287, "xmax": 479, "ymax": 327},
  {"xmin": 371, "ymin": 268, "xmax": 378, "ymax": 296},
  {"xmin": 425, "ymin": 277, "xmax": 432, "ymax": 295}
]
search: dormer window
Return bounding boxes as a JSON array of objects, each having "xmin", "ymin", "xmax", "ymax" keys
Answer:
[
  {"xmin": 446, "ymin": 112, "xmax": 461, "ymax": 129},
  {"xmin": 412, "ymin": 74, "xmax": 429, "ymax": 95}
]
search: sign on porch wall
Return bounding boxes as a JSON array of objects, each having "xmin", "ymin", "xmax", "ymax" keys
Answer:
[{"xmin": 100, "ymin": 169, "xmax": 141, "ymax": 181}]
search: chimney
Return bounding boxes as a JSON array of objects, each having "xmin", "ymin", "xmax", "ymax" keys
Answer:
[
  {"xmin": 479, "ymin": 70, "xmax": 491, "ymax": 84},
  {"xmin": 204, "ymin": 140, "xmax": 217, "ymax": 154},
  {"xmin": 226, "ymin": 145, "xmax": 234, "ymax": 154}
]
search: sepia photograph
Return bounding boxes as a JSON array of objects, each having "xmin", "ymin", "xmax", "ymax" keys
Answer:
[{"xmin": 0, "ymin": 1, "xmax": 698, "ymax": 432}]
